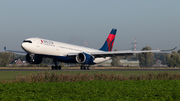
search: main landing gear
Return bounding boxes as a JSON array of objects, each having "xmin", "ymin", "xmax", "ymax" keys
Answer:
[
  {"xmin": 51, "ymin": 59, "xmax": 61, "ymax": 70},
  {"xmin": 80, "ymin": 65, "xmax": 90, "ymax": 70}
]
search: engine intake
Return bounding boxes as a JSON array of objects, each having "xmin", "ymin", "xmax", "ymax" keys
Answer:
[
  {"xmin": 26, "ymin": 54, "xmax": 42, "ymax": 64},
  {"xmin": 76, "ymin": 52, "xmax": 94, "ymax": 64}
]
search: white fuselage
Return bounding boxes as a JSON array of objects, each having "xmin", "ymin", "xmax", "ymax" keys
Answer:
[{"xmin": 21, "ymin": 38, "xmax": 110, "ymax": 64}]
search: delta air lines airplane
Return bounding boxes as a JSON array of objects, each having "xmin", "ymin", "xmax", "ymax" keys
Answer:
[{"xmin": 4, "ymin": 29, "xmax": 176, "ymax": 70}]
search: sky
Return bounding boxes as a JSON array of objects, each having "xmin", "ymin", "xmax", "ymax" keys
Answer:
[{"xmin": 0, "ymin": 1, "xmax": 180, "ymax": 52}]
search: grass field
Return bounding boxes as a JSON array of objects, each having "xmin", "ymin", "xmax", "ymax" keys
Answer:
[
  {"xmin": 0, "ymin": 70, "xmax": 180, "ymax": 100},
  {"xmin": 0, "ymin": 80, "xmax": 180, "ymax": 100},
  {"xmin": 0, "ymin": 70, "xmax": 180, "ymax": 81}
]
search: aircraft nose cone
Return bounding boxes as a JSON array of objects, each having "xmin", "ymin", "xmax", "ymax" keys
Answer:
[{"xmin": 21, "ymin": 43, "xmax": 27, "ymax": 51}]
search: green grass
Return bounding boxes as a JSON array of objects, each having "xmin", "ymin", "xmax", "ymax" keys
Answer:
[
  {"xmin": 1, "ymin": 70, "xmax": 180, "ymax": 81},
  {"xmin": 1, "ymin": 71, "xmax": 180, "ymax": 100},
  {"xmin": 0, "ymin": 80, "xmax": 180, "ymax": 100}
]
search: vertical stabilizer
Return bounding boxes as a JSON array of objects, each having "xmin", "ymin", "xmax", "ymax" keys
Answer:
[{"xmin": 99, "ymin": 28, "xmax": 117, "ymax": 51}]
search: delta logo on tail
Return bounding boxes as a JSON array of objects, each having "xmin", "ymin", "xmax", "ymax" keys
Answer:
[{"xmin": 99, "ymin": 28, "xmax": 117, "ymax": 51}]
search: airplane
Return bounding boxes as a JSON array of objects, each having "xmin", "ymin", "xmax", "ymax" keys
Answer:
[{"xmin": 4, "ymin": 28, "xmax": 176, "ymax": 70}]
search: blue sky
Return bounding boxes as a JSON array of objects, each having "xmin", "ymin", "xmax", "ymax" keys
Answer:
[{"xmin": 0, "ymin": 1, "xmax": 180, "ymax": 52}]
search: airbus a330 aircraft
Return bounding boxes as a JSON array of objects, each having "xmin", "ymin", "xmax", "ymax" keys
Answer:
[{"xmin": 4, "ymin": 29, "xmax": 176, "ymax": 70}]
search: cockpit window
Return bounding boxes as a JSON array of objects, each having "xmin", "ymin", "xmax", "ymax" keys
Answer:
[{"xmin": 23, "ymin": 40, "xmax": 32, "ymax": 43}]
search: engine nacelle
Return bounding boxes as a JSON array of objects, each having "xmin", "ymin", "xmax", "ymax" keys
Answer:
[
  {"xmin": 76, "ymin": 52, "xmax": 94, "ymax": 64},
  {"xmin": 26, "ymin": 54, "xmax": 42, "ymax": 64}
]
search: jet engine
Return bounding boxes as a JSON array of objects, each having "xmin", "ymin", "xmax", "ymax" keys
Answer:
[
  {"xmin": 76, "ymin": 52, "xmax": 94, "ymax": 64},
  {"xmin": 26, "ymin": 54, "xmax": 42, "ymax": 64}
]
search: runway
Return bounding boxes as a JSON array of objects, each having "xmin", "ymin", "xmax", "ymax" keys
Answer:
[{"xmin": 0, "ymin": 69, "xmax": 180, "ymax": 71}]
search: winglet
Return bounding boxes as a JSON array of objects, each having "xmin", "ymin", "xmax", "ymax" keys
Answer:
[
  {"xmin": 4, "ymin": 46, "xmax": 6, "ymax": 51},
  {"xmin": 161, "ymin": 47, "xmax": 177, "ymax": 51}
]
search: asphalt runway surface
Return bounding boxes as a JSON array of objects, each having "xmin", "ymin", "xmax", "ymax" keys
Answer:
[{"xmin": 0, "ymin": 69, "xmax": 180, "ymax": 71}]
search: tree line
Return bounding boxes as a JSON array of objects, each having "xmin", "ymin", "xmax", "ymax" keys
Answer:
[{"xmin": 0, "ymin": 47, "xmax": 180, "ymax": 67}]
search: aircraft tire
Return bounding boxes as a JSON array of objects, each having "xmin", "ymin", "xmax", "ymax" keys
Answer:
[
  {"xmin": 58, "ymin": 66, "xmax": 61, "ymax": 70},
  {"xmin": 83, "ymin": 66, "xmax": 86, "ymax": 70},
  {"xmin": 87, "ymin": 66, "xmax": 90, "ymax": 70},
  {"xmin": 80, "ymin": 66, "xmax": 83, "ymax": 70},
  {"xmin": 51, "ymin": 66, "xmax": 55, "ymax": 70},
  {"xmin": 55, "ymin": 66, "xmax": 58, "ymax": 70}
]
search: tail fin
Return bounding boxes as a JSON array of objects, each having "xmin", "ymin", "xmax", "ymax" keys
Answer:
[{"xmin": 99, "ymin": 28, "xmax": 117, "ymax": 51}]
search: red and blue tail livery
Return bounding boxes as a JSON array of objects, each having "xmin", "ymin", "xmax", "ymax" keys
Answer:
[{"xmin": 99, "ymin": 28, "xmax": 117, "ymax": 51}]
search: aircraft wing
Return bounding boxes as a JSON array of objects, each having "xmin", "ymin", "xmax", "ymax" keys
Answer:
[
  {"xmin": 67, "ymin": 47, "xmax": 176, "ymax": 58},
  {"xmin": 4, "ymin": 47, "xmax": 26, "ymax": 54},
  {"xmin": 91, "ymin": 47, "xmax": 176, "ymax": 58}
]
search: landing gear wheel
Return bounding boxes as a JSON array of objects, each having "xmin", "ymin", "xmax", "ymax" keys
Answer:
[
  {"xmin": 87, "ymin": 66, "xmax": 90, "ymax": 70},
  {"xmin": 58, "ymin": 66, "xmax": 61, "ymax": 70},
  {"xmin": 81, "ymin": 66, "xmax": 83, "ymax": 70},
  {"xmin": 51, "ymin": 66, "xmax": 55, "ymax": 70},
  {"xmin": 52, "ymin": 59, "xmax": 62, "ymax": 70},
  {"xmin": 83, "ymin": 66, "xmax": 86, "ymax": 70},
  {"xmin": 80, "ymin": 65, "xmax": 90, "ymax": 70}
]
